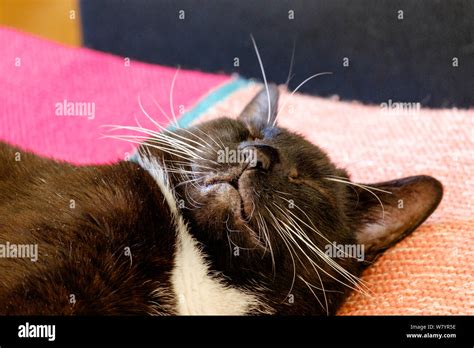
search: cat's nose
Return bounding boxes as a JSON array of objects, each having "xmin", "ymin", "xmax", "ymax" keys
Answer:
[{"xmin": 241, "ymin": 145, "xmax": 279, "ymax": 172}]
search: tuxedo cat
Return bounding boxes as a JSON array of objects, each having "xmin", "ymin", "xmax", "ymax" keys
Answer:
[{"xmin": 0, "ymin": 85, "xmax": 442, "ymax": 315}]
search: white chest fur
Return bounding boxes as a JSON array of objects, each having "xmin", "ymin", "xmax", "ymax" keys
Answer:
[{"xmin": 171, "ymin": 218, "xmax": 260, "ymax": 315}]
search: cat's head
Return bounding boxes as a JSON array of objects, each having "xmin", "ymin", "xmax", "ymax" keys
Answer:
[{"xmin": 140, "ymin": 84, "xmax": 443, "ymax": 314}]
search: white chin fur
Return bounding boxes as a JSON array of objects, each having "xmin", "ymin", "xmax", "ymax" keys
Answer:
[{"xmin": 137, "ymin": 155, "xmax": 269, "ymax": 315}]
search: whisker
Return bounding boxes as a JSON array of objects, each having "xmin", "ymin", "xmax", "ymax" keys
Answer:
[
  {"xmin": 102, "ymin": 135, "xmax": 202, "ymax": 163},
  {"xmin": 324, "ymin": 176, "xmax": 391, "ymax": 220},
  {"xmin": 103, "ymin": 125, "xmax": 214, "ymax": 162},
  {"xmin": 265, "ymin": 206, "xmax": 301, "ymax": 299},
  {"xmin": 258, "ymin": 213, "xmax": 276, "ymax": 275},
  {"xmin": 193, "ymin": 127, "xmax": 224, "ymax": 151},
  {"xmin": 163, "ymin": 159, "xmax": 215, "ymax": 172},
  {"xmin": 270, "ymin": 199, "xmax": 371, "ymax": 296},
  {"xmin": 326, "ymin": 175, "xmax": 393, "ymax": 194},
  {"xmin": 277, "ymin": 208, "xmax": 371, "ymax": 296},
  {"xmin": 138, "ymin": 93, "xmax": 175, "ymax": 130},
  {"xmin": 169, "ymin": 66, "xmax": 181, "ymax": 128},
  {"xmin": 276, "ymin": 197, "xmax": 365, "ymax": 265},
  {"xmin": 274, "ymin": 71, "xmax": 333, "ymax": 126},
  {"xmin": 149, "ymin": 95, "xmax": 172, "ymax": 123},
  {"xmin": 104, "ymin": 133, "xmax": 203, "ymax": 160},
  {"xmin": 134, "ymin": 100, "xmax": 216, "ymax": 155},
  {"xmin": 285, "ymin": 37, "xmax": 297, "ymax": 87},
  {"xmin": 225, "ymin": 217, "xmax": 258, "ymax": 251},
  {"xmin": 243, "ymin": 199, "xmax": 256, "ymax": 223},
  {"xmin": 299, "ymin": 276, "xmax": 327, "ymax": 315},
  {"xmin": 250, "ymin": 34, "xmax": 272, "ymax": 124}
]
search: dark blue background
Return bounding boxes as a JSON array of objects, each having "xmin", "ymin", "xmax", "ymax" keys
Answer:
[{"xmin": 81, "ymin": 0, "xmax": 474, "ymax": 108}]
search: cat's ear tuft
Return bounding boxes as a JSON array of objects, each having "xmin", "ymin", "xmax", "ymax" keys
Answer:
[
  {"xmin": 238, "ymin": 83, "xmax": 279, "ymax": 137},
  {"xmin": 351, "ymin": 175, "xmax": 443, "ymax": 263}
]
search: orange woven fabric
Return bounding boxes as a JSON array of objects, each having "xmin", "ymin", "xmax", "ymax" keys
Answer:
[{"xmin": 195, "ymin": 83, "xmax": 474, "ymax": 315}]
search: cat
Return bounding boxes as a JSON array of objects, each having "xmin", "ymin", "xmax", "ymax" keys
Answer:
[{"xmin": 0, "ymin": 84, "xmax": 443, "ymax": 315}]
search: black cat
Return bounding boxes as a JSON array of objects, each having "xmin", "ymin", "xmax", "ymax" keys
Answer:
[{"xmin": 0, "ymin": 84, "xmax": 442, "ymax": 315}]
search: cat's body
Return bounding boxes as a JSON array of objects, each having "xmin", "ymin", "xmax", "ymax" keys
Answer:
[
  {"xmin": 0, "ymin": 141, "xmax": 275, "ymax": 314},
  {"xmin": 0, "ymin": 143, "xmax": 176, "ymax": 314},
  {"xmin": 0, "ymin": 85, "xmax": 443, "ymax": 315}
]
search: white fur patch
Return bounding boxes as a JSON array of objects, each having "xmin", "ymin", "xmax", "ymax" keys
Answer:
[{"xmin": 137, "ymin": 155, "xmax": 265, "ymax": 315}]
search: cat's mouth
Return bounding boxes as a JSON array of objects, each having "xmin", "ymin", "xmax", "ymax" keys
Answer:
[{"xmin": 203, "ymin": 173, "xmax": 254, "ymax": 222}]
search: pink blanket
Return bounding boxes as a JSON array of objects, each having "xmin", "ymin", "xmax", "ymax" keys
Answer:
[{"xmin": 0, "ymin": 27, "xmax": 230, "ymax": 164}]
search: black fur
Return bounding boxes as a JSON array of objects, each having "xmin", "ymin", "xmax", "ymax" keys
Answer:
[{"xmin": 0, "ymin": 142, "xmax": 176, "ymax": 314}]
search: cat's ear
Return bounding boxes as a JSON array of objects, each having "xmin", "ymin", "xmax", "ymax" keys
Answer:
[
  {"xmin": 238, "ymin": 83, "xmax": 279, "ymax": 137},
  {"xmin": 351, "ymin": 175, "xmax": 443, "ymax": 263}
]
